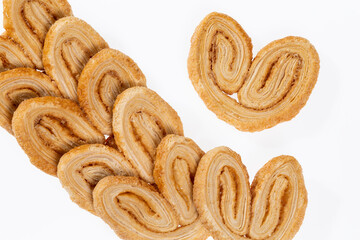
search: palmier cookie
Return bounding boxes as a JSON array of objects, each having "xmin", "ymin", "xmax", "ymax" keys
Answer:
[
  {"xmin": 12, "ymin": 96, "xmax": 104, "ymax": 176},
  {"xmin": 3, "ymin": 0, "xmax": 73, "ymax": 69},
  {"xmin": 94, "ymin": 176, "xmax": 206, "ymax": 240},
  {"xmin": 78, "ymin": 48, "xmax": 146, "ymax": 135},
  {"xmin": 188, "ymin": 12, "xmax": 320, "ymax": 131},
  {"xmin": 112, "ymin": 87, "xmax": 183, "ymax": 183},
  {"xmin": 58, "ymin": 144, "xmax": 137, "ymax": 214},
  {"xmin": 0, "ymin": 34, "xmax": 34, "ymax": 72},
  {"xmin": 0, "ymin": 68, "xmax": 61, "ymax": 134},
  {"xmin": 153, "ymin": 134, "xmax": 209, "ymax": 239},
  {"xmin": 193, "ymin": 147, "xmax": 307, "ymax": 240},
  {"xmin": 43, "ymin": 16, "xmax": 108, "ymax": 101}
]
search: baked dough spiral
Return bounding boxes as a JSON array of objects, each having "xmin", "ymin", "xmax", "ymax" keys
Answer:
[
  {"xmin": 78, "ymin": 48, "xmax": 146, "ymax": 135},
  {"xmin": 12, "ymin": 96, "xmax": 104, "ymax": 176},
  {"xmin": 43, "ymin": 16, "xmax": 108, "ymax": 101},
  {"xmin": 188, "ymin": 12, "xmax": 320, "ymax": 132},
  {"xmin": 94, "ymin": 176, "xmax": 207, "ymax": 240},
  {"xmin": 193, "ymin": 147, "xmax": 307, "ymax": 240},
  {"xmin": 154, "ymin": 134, "xmax": 208, "ymax": 239},
  {"xmin": 58, "ymin": 144, "xmax": 137, "ymax": 214},
  {"xmin": 112, "ymin": 87, "xmax": 183, "ymax": 183},
  {"xmin": 0, "ymin": 68, "xmax": 61, "ymax": 134},
  {"xmin": 3, "ymin": 0, "xmax": 73, "ymax": 69},
  {"xmin": 154, "ymin": 134, "xmax": 203, "ymax": 225},
  {"xmin": 0, "ymin": 35, "xmax": 34, "ymax": 72}
]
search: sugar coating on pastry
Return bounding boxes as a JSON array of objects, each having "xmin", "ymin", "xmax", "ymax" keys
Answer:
[
  {"xmin": 112, "ymin": 87, "xmax": 183, "ymax": 183},
  {"xmin": 188, "ymin": 12, "xmax": 320, "ymax": 132},
  {"xmin": 3, "ymin": 0, "xmax": 73, "ymax": 69},
  {"xmin": 43, "ymin": 16, "xmax": 108, "ymax": 101},
  {"xmin": 78, "ymin": 48, "xmax": 146, "ymax": 135},
  {"xmin": 12, "ymin": 96, "xmax": 104, "ymax": 176}
]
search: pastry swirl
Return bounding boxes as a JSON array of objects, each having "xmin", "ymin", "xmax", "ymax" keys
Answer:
[
  {"xmin": 0, "ymin": 35, "xmax": 34, "ymax": 72},
  {"xmin": 193, "ymin": 147, "xmax": 307, "ymax": 240},
  {"xmin": 3, "ymin": 0, "xmax": 73, "ymax": 69},
  {"xmin": 12, "ymin": 96, "xmax": 104, "ymax": 176},
  {"xmin": 0, "ymin": 68, "xmax": 61, "ymax": 134},
  {"xmin": 112, "ymin": 87, "xmax": 183, "ymax": 183},
  {"xmin": 94, "ymin": 176, "xmax": 207, "ymax": 240},
  {"xmin": 58, "ymin": 144, "xmax": 137, "ymax": 214},
  {"xmin": 154, "ymin": 134, "xmax": 204, "ymax": 226},
  {"xmin": 188, "ymin": 12, "xmax": 320, "ymax": 131},
  {"xmin": 154, "ymin": 134, "xmax": 208, "ymax": 239},
  {"xmin": 43, "ymin": 16, "xmax": 108, "ymax": 101},
  {"xmin": 78, "ymin": 48, "xmax": 146, "ymax": 135}
]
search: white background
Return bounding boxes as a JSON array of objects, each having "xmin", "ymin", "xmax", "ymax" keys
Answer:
[{"xmin": 0, "ymin": 0, "xmax": 359, "ymax": 239}]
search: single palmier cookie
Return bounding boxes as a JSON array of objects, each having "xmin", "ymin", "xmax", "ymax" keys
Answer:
[
  {"xmin": 94, "ymin": 176, "xmax": 205, "ymax": 240},
  {"xmin": 188, "ymin": 12, "xmax": 320, "ymax": 132},
  {"xmin": 57, "ymin": 144, "xmax": 137, "ymax": 214},
  {"xmin": 12, "ymin": 96, "xmax": 104, "ymax": 176},
  {"xmin": 0, "ymin": 34, "xmax": 34, "ymax": 72},
  {"xmin": 78, "ymin": 48, "xmax": 146, "ymax": 135},
  {"xmin": 43, "ymin": 16, "xmax": 108, "ymax": 101},
  {"xmin": 3, "ymin": 0, "xmax": 73, "ymax": 69},
  {"xmin": 112, "ymin": 87, "xmax": 183, "ymax": 183},
  {"xmin": 193, "ymin": 147, "xmax": 307, "ymax": 240},
  {"xmin": 0, "ymin": 68, "xmax": 61, "ymax": 134},
  {"xmin": 153, "ymin": 134, "xmax": 209, "ymax": 239}
]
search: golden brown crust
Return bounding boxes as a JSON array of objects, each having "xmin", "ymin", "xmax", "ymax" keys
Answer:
[
  {"xmin": 43, "ymin": 16, "xmax": 108, "ymax": 101},
  {"xmin": 12, "ymin": 96, "xmax": 104, "ymax": 176},
  {"xmin": 0, "ymin": 34, "xmax": 35, "ymax": 72},
  {"xmin": 193, "ymin": 147, "xmax": 307, "ymax": 240},
  {"xmin": 57, "ymin": 144, "xmax": 138, "ymax": 214},
  {"xmin": 0, "ymin": 68, "xmax": 61, "ymax": 134},
  {"xmin": 193, "ymin": 146, "xmax": 251, "ymax": 240},
  {"xmin": 112, "ymin": 87, "xmax": 183, "ymax": 183},
  {"xmin": 78, "ymin": 48, "xmax": 146, "ymax": 135},
  {"xmin": 153, "ymin": 135, "xmax": 209, "ymax": 239},
  {"xmin": 249, "ymin": 156, "xmax": 307, "ymax": 240},
  {"xmin": 93, "ymin": 176, "xmax": 181, "ymax": 240},
  {"xmin": 188, "ymin": 12, "xmax": 320, "ymax": 132},
  {"xmin": 3, "ymin": 0, "xmax": 73, "ymax": 69},
  {"xmin": 154, "ymin": 134, "xmax": 204, "ymax": 225}
]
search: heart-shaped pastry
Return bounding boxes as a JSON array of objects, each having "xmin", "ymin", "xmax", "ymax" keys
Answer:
[
  {"xmin": 188, "ymin": 12, "xmax": 320, "ymax": 132},
  {"xmin": 12, "ymin": 96, "xmax": 104, "ymax": 176},
  {"xmin": 0, "ymin": 34, "xmax": 34, "ymax": 72},
  {"xmin": 193, "ymin": 147, "xmax": 307, "ymax": 240},
  {"xmin": 3, "ymin": 0, "xmax": 73, "ymax": 69},
  {"xmin": 0, "ymin": 68, "xmax": 61, "ymax": 134},
  {"xmin": 112, "ymin": 87, "xmax": 183, "ymax": 183},
  {"xmin": 94, "ymin": 175, "xmax": 207, "ymax": 240},
  {"xmin": 78, "ymin": 48, "xmax": 147, "ymax": 135},
  {"xmin": 58, "ymin": 144, "xmax": 137, "ymax": 214},
  {"xmin": 43, "ymin": 16, "xmax": 108, "ymax": 101}
]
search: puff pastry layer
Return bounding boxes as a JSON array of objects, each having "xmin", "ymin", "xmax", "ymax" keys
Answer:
[
  {"xmin": 58, "ymin": 144, "xmax": 137, "ymax": 214},
  {"xmin": 43, "ymin": 16, "xmax": 108, "ymax": 101},
  {"xmin": 193, "ymin": 147, "xmax": 307, "ymax": 240},
  {"xmin": 0, "ymin": 68, "xmax": 61, "ymax": 134},
  {"xmin": 78, "ymin": 48, "xmax": 146, "ymax": 135},
  {"xmin": 112, "ymin": 87, "xmax": 183, "ymax": 183},
  {"xmin": 0, "ymin": 35, "xmax": 34, "ymax": 72},
  {"xmin": 188, "ymin": 12, "xmax": 320, "ymax": 131},
  {"xmin": 12, "ymin": 96, "xmax": 104, "ymax": 176},
  {"xmin": 3, "ymin": 0, "xmax": 73, "ymax": 69},
  {"xmin": 94, "ymin": 176, "xmax": 207, "ymax": 240}
]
